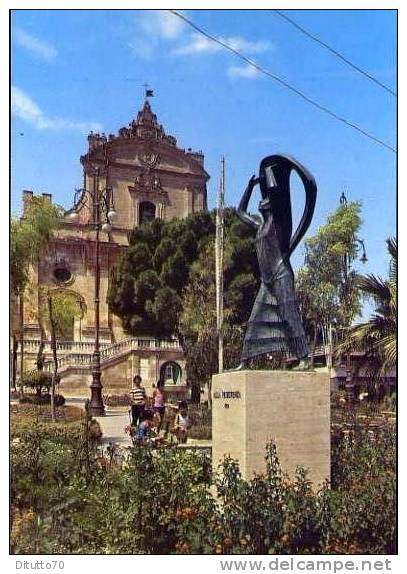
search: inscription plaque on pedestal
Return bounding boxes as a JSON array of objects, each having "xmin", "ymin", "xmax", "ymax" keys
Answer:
[{"xmin": 212, "ymin": 370, "xmax": 330, "ymax": 488}]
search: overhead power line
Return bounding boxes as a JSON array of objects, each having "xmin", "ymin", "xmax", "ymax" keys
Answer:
[
  {"xmin": 273, "ymin": 10, "xmax": 396, "ymax": 98},
  {"xmin": 169, "ymin": 10, "xmax": 396, "ymax": 154}
]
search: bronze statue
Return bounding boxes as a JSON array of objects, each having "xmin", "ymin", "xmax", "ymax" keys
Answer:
[{"xmin": 236, "ymin": 154, "xmax": 317, "ymax": 366}]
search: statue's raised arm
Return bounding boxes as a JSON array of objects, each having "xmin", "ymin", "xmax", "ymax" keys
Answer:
[{"xmin": 236, "ymin": 175, "xmax": 260, "ymax": 230}]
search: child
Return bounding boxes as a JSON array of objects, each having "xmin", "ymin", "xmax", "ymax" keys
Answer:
[
  {"xmin": 172, "ymin": 401, "xmax": 192, "ymax": 444},
  {"xmin": 135, "ymin": 409, "xmax": 155, "ymax": 444},
  {"xmin": 130, "ymin": 374, "xmax": 146, "ymax": 428}
]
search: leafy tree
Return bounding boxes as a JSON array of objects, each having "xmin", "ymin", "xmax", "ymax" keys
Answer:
[
  {"xmin": 180, "ymin": 239, "xmax": 247, "ymax": 389},
  {"xmin": 296, "ymin": 201, "xmax": 363, "ymax": 366},
  {"xmin": 108, "ymin": 211, "xmax": 216, "ymax": 337},
  {"xmin": 337, "ymin": 238, "xmax": 396, "ymax": 380},
  {"xmin": 179, "ymin": 241, "xmax": 218, "ymax": 403},
  {"xmin": 108, "ymin": 209, "xmax": 259, "ymax": 399},
  {"xmin": 43, "ymin": 289, "xmax": 82, "ymax": 420},
  {"xmin": 10, "ymin": 197, "xmax": 62, "ymax": 390},
  {"xmin": 179, "ymin": 214, "xmax": 259, "ymax": 402},
  {"xmin": 108, "ymin": 208, "xmax": 257, "ymax": 338}
]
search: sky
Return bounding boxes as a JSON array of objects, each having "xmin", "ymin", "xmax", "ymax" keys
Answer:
[{"xmin": 11, "ymin": 9, "xmax": 396, "ymax": 286}]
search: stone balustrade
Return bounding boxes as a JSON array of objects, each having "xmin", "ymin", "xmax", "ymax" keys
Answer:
[
  {"xmin": 32, "ymin": 337, "xmax": 182, "ymax": 374},
  {"xmin": 23, "ymin": 339, "xmax": 109, "ymax": 354},
  {"xmin": 22, "ymin": 337, "xmax": 181, "ymax": 355}
]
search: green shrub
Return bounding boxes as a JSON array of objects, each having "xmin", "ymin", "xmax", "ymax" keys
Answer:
[
  {"xmin": 20, "ymin": 393, "xmax": 65, "ymax": 407},
  {"xmin": 161, "ymin": 404, "xmax": 211, "ymax": 440},
  {"xmin": 188, "ymin": 404, "xmax": 212, "ymax": 440},
  {"xmin": 10, "ymin": 405, "xmax": 395, "ymax": 555},
  {"xmin": 22, "ymin": 370, "xmax": 60, "ymax": 396},
  {"xmin": 382, "ymin": 392, "xmax": 397, "ymax": 412}
]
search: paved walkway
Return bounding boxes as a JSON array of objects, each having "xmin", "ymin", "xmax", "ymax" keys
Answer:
[
  {"xmin": 65, "ymin": 397, "xmax": 132, "ymax": 447},
  {"xmin": 65, "ymin": 397, "xmax": 212, "ymax": 450}
]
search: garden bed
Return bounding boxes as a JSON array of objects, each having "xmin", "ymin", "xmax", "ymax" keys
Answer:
[
  {"xmin": 10, "ymin": 397, "xmax": 396, "ymax": 554},
  {"xmin": 10, "ymin": 402, "xmax": 102, "ymax": 443},
  {"xmin": 11, "ymin": 402, "xmax": 84, "ymax": 424}
]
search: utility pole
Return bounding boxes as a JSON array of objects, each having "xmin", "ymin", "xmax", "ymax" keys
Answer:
[{"xmin": 215, "ymin": 156, "xmax": 225, "ymax": 373}]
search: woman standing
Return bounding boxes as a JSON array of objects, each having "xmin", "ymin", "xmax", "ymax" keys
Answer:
[
  {"xmin": 152, "ymin": 379, "xmax": 166, "ymax": 430},
  {"xmin": 236, "ymin": 154, "xmax": 317, "ymax": 366}
]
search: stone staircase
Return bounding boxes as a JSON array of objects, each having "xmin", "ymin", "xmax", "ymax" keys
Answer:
[{"xmin": 23, "ymin": 337, "xmax": 183, "ymax": 376}]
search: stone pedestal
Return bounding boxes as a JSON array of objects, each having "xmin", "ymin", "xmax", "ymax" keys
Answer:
[{"xmin": 212, "ymin": 370, "xmax": 330, "ymax": 487}]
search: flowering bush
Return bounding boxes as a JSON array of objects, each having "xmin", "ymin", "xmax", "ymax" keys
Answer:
[
  {"xmin": 11, "ymin": 409, "xmax": 395, "ymax": 555},
  {"xmin": 124, "ymin": 424, "xmax": 135, "ymax": 436}
]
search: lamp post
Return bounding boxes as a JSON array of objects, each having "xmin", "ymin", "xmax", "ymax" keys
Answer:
[
  {"xmin": 339, "ymin": 190, "xmax": 368, "ymax": 270},
  {"xmin": 339, "ymin": 191, "xmax": 367, "ymax": 403},
  {"xmin": 68, "ymin": 167, "xmax": 117, "ymax": 416}
]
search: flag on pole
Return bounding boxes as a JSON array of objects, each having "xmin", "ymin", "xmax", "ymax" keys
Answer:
[{"xmin": 146, "ymin": 89, "xmax": 154, "ymax": 98}]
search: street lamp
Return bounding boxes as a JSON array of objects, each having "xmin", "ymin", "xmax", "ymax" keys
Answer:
[
  {"xmin": 68, "ymin": 167, "xmax": 117, "ymax": 416},
  {"xmin": 339, "ymin": 190, "xmax": 368, "ymax": 273},
  {"xmin": 355, "ymin": 238, "xmax": 368, "ymax": 264},
  {"xmin": 339, "ymin": 191, "xmax": 368, "ymax": 403}
]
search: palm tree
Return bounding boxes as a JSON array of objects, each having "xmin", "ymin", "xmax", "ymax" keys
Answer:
[{"xmin": 337, "ymin": 237, "xmax": 396, "ymax": 378}]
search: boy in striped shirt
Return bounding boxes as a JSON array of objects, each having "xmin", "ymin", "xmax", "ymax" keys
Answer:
[{"xmin": 130, "ymin": 375, "xmax": 146, "ymax": 427}]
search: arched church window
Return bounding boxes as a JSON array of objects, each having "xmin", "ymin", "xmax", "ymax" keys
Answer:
[
  {"xmin": 139, "ymin": 201, "xmax": 156, "ymax": 225},
  {"xmin": 160, "ymin": 361, "xmax": 182, "ymax": 385}
]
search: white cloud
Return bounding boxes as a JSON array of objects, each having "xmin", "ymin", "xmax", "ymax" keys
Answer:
[
  {"xmin": 174, "ymin": 33, "xmax": 271, "ymax": 56},
  {"xmin": 129, "ymin": 10, "xmax": 272, "ymax": 73},
  {"xmin": 12, "ymin": 86, "xmax": 103, "ymax": 134},
  {"xmin": 173, "ymin": 33, "xmax": 217, "ymax": 55},
  {"xmin": 150, "ymin": 10, "xmax": 185, "ymax": 39},
  {"xmin": 130, "ymin": 9, "xmax": 185, "ymax": 58},
  {"xmin": 11, "ymin": 85, "xmax": 43, "ymax": 124},
  {"xmin": 227, "ymin": 63, "xmax": 260, "ymax": 79},
  {"xmin": 14, "ymin": 27, "xmax": 57, "ymax": 62}
]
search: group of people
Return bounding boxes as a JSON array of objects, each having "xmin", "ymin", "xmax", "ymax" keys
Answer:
[{"xmin": 129, "ymin": 375, "xmax": 192, "ymax": 444}]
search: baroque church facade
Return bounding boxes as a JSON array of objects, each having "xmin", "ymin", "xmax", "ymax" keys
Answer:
[{"xmin": 20, "ymin": 97, "xmax": 209, "ymax": 394}]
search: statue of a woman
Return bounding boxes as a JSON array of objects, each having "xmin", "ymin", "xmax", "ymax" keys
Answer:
[{"xmin": 236, "ymin": 154, "xmax": 317, "ymax": 366}]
